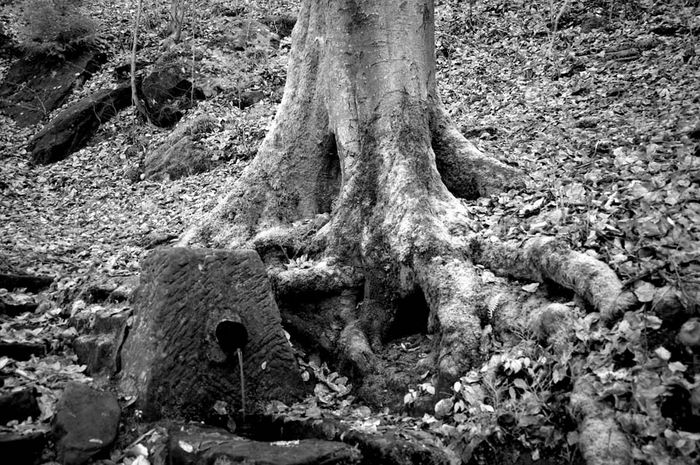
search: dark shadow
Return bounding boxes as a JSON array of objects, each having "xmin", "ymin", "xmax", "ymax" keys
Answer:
[
  {"xmin": 315, "ymin": 134, "xmax": 341, "ymax": 213},
  {"xmin": 386, "ymin": 289, "xmax": 430, "ymax": 340}
]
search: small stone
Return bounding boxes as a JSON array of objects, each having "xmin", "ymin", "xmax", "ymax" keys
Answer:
[
  {"xmin": 678, "ymin": 318, "xmax": 700, "ymax": 348},
  {"xmin": 53, "ymin": 382, "xmax": 120, "ymax": 465}
]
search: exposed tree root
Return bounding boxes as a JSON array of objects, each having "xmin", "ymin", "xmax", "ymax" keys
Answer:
[
  {"xmin": 570, "ymin": 376, "xmax": 633, "ymax": 465},
  {"xmin": 269, "ymin": 259, "xmax": 363, "ymax": 298},
  {"xmin": 490, "ymin": 286, "xmax": 633, "ymax": 465},
  {"xmin": 469, "ymin": 235, "xmax": 638, "ymax": 320},
  {"xmin": 414, "ymin": 256, "xmax": 482, "ymax": 378},
  {"xmin": 431, "ymin": 105, "xmax": 525, "ymax": 199},
  {"xmin": 178, "ymin": 3, "xmax": 641, "ymax": 463}
]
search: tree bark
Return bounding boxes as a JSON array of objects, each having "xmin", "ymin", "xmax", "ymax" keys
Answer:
[{"xmin": 181, "ymin": 0, "xmax": 630, "ymax": 384}]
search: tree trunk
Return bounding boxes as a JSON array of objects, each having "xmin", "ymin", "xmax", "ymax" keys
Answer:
[{"xmin": 181, "ymin": 0, "xmax": 633, "ymax": 384}]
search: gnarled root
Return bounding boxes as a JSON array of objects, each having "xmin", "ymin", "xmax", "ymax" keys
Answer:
[
  {"xmin": 570, "ymin": 375, "xmax": 633, "ymax": 465},
  {"xmin": 431, "ymin": 105, "xmax": 525, "ymax": 199},
  {"xmin": 470, "ymin": 235, "xmax": 638, "ymax": 320},
  {"xmin": 414, "ymin": 256, "xmax": 482, "ymax": 379},
  {"xmin": 268, "ymin": 260, "xmax": 375, "ymax": 375}
]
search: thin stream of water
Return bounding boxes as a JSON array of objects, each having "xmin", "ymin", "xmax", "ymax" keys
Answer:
[{"xmin": 237, "ymin": 348, "xmax": 245, "ymax": 418}]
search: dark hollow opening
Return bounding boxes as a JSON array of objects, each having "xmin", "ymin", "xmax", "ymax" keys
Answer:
[
  {"xmin": 386, "ymin": 289, "xmax": 430, "ymax": 341},
  {"xmin": 215, "ymin": 319, "xmax": 249, "ymax": 357},
  {"xmin": 315, "ymin": 134, "xmax": 341, "ymax": 213},
  {"xmin": 431, "ymin": 132, "xmax": 480, "ymax": 200}
]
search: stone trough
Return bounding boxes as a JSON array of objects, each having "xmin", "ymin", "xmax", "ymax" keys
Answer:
[{"xmin": 119, "ymin": 247, "xmax": 306, "ymax": 421}]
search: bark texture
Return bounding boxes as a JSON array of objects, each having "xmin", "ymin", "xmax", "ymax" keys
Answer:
[{"xmin": 181, "ymin": 0, "xmax": 632, "ymax": 388}]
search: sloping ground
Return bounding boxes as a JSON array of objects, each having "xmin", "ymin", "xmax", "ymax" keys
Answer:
[{"xmin": 0, "ymin": 0, "xmax": 699, "ymax": 464}]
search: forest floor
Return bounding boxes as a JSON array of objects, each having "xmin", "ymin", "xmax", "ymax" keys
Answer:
[{"xmin": 1, "ymin": 0, "xmax": 699, "ymax": 464}]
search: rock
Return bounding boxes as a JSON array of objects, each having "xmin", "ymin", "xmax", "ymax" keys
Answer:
[
  {"xmin": 119, "ymin": 248, "xmax": 306, "ymax": 421},
  {"xmin": 53, "ymin": 382, "xmax": 120, "ymax": 465},
  {"xmin": 0, "ymin": 272, "xmax": 54, "ymax": 293},
  {"xmin": 260, "ymin": 15, "xmax": 297, "ymax": 40},
  {"xmin": 0, "ymin": 50, "xmax": 105, "ymax": 126},
  {"xmin": 0, "ymin": 431, "xmax": 47, "ymax": 465},
  {"xmin": 679, "ymin": 318, "xmax": 700, "ymax": 349},
  {"xmin": 0, "ymin": 387, "xmax": 41, "ymax": 424},
  {"xmin": 233, "ymin": 90, "xmax": 266, "ymax": 109},
  {"xmin": 580, "ymin": 14, "xmax": 606, "ymax": 33},
  {"xmin": 0, "ymin": 296, "xmax": 38, "ymax": 316},
  {"xmin": 76, "ymin": 275, "xmax": 139, "ymax": 304},
  {"xmin": 142, "ymin": 116, "xmax": 219, "ymax": 181},
  {"xmin": 242, "ymin": 414, "xmax": 455, "ymax": 465},
  {"xmin": 225, "ymin": 19, "xmax": 278, "ymax": 51},
  {"xmin": 140, "ymin": 63, "xmax": 205, "ymax": 127},
  {"xmin": 0, "ymin": 340, "xmax": 46, "ymax": 361},
  {"xmin": 167, "ymin": 424, "xmax": 361, "ymax": 465},
  {"xmin": 28, "ymin": 83, "xmax": 132, "ymax": 164},
  {"xmin": 0, "ymin": 23, "xmax": 18, "ymax": 58},
  {"xmin": 70, "ymin": 303, "xmax": 131, "ymax": 377},
  {"xmin": 73, "ymin": 333, "xmax": 120, "ymax": 377},
  {"xmin": 139, "ymin": 231, "xmax": 179, "ymax": 249},
  {"xmin": 113, "ymin": 60, "xmax": 151, "ymax": 82},
  {"xmin": 651, "ymin": 22, "xmax": 686, "ymax": 36}
]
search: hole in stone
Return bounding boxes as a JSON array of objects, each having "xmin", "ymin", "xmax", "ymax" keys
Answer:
[
  {"xmin": 315, "ymin": 134, "xmax": 341, "ymax": 213},
  {"xmin": 215, "ymin": 319, "xmax": 248, "ymax": 357},
  {"xmin": 386, "ymin": 289, "xmax": 430, "ymax": 341}
]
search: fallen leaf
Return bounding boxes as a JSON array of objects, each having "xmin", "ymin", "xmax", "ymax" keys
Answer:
[{"xmin": 522, "ymin": 282, "xmax": 539, "ymax": 293}]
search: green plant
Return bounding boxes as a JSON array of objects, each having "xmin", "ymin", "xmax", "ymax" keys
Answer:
[{"xmin": 19, "ymin": 0, "xmax": 96, "ymax": 56}]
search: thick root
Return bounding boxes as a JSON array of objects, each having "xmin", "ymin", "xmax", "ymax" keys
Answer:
[
  {"xmin": 415, "ymin": 256, "xmax": 483, "ymax": 380},
  {"xmin": 470, "ymin": 235, "xmax": 638, "ymax": 320},
  {"xmin": 431, "ymin": 105, "xmax": 525, "ymax": 199},
  {"xmin": 251, "ymin": 214, "xmax": 331, "ymax": 263},
  {"xmin": 339, "ymin": 320, "xmax": 377, "ymax": 376},
  {"xmin": 570, "ymin": 375, "xmax": 633, "ymax": 465},
  {"xmin": 269, "ymin": 259, "xmax": 363, "ymax": 297}
]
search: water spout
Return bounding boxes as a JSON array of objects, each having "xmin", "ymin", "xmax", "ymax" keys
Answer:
[
  {"xmin": 237, "ymin": 347, "xmax": 245, "ymax": 418},
  {"xmin": 215, "ymin": 318, "xmax": 248, "ymax": 419}
]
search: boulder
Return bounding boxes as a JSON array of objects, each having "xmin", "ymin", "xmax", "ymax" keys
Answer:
[
  {"xmin": 167, "ymin": 424, "xmax": 361, "ymax": 465},
  {"xmin": 0, "ymin": 387, "xmax": 41, "ymax": 424},
  {"xmin": 119, "ymin": 248, "xmax": 306, "ymax": 421},
  {"xmin": 52, "ymin": 382, "xmax": 120, "ymax": 465},
  {"xmin": 140, "ymin": 63, "xmax": 204, "ymax": 127},
  {"xmin": 0, "ymin": 49, "xmax": 105, "ymax": 126},
  {"xmin": 142, "ymin": 116, "xmax": 218, "ymax": 181},
  {"xmin": 28, "ymin": 83, "xmax": 132, "ymax": 164}
]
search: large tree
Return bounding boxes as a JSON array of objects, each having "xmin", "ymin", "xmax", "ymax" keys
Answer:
[{"xmin": 181, "ymin": 0, "xmax": 634, "ymax": 384}]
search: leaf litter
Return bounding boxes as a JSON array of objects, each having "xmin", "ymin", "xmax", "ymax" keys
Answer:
[{"xmin": 0, "ymin": 0, "xmax": 699, "ymax": 464}]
